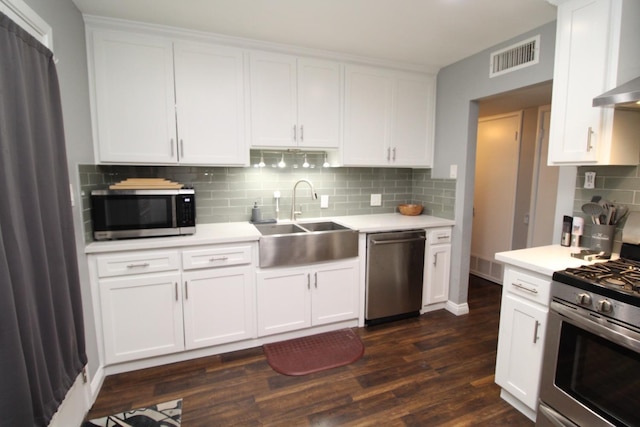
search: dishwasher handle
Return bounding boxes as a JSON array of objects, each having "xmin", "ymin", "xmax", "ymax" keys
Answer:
[{"xmin": 370, "ymin": 236, "xmax": 426, "ymax": 245}]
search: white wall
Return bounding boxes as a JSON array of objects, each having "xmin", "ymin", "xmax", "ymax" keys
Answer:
[{"xmin": 433, "ymin": 21, "xmax": 560, "ymax": 304}]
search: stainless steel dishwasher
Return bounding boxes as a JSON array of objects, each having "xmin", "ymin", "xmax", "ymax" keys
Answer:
[{"xmin": 365, "ymin": 230, "xmax": 426, "ymax": 324}]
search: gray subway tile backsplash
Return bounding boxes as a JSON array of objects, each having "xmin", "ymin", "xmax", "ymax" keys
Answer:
[{"xmin": 79, "ymin": 152, "xmax": 456, "ymax": 242}]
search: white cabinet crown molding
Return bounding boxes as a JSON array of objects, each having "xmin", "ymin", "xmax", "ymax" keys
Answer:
[{"xmin": 82, "ymin": 14, "xmax": 438, "ymax": 75}]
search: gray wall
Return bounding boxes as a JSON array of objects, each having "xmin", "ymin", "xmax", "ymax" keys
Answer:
[
  {"xmin": 434, "ymin": 21, "xmax": 557, "ymax": 304},
  {"xmin": 22, "ymin": 0, "xmax": 100, "ymax": 377}
]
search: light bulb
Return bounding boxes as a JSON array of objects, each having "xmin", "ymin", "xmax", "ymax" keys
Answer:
[
  {"xmin": 323, "ymin": 153, "xmax": 330, "ymax": 168},
  {"xmin": 258, "ymin": 152, "xmax": 265, "ymax": 168},
  {"xmin": 278, "ymin": 154, "xmax": 286, "ymax": 168},
  {"xmin": 302, "ymin": 154, "xmax": 309, "ymax": 168}
]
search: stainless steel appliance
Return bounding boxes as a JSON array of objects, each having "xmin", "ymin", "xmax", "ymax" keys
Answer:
[
  {"xmin": 537, "ymin": 244, "xmax": 640, "ymax": 426},
  {"xmin": 91, "ymin": 188, "xmax": 196, "ymax": 240},
  {"xmin": 365, "ymin": 230, "xmax": 425, "ymax": 324}
]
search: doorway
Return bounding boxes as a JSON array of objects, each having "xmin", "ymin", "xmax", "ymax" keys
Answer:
[{"xmin": 470, "ymin": 82, "xmax": 555, "ymax": 284}]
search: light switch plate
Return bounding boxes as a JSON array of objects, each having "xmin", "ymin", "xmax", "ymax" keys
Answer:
[
  {"xmin": 320, "ymin": 195, "xmax": 329, "ymax": 208},
  {"xmin": 370, "ymin": 194, "xmax": 382, "ymax": 206},
  {"xmin": 450, "ymin": 164, "xmax": 458, "ymax": 179}
]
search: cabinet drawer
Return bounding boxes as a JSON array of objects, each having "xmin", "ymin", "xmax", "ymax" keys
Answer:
[
  {"xmin": 97, "ymin": 250, "xmax": 180, "ymax": 278},
  {"xmin": 427, "ymin": 227, "xmax": 451, "ymax": 245},
  {"xmin": 503, "ymin": 267, "xmax": 551, "ymax": 306},
  {"xmin": 182, "ymin": 245, "xmax": 252, "ymax": 270}
]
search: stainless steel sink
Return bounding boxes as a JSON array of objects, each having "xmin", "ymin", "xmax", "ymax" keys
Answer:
[
  {"xmin": 253, "ymin": 223, "xmax": 307, "ymax": 235},
  {"xmin": 254, "ymin": 221, "xmax": 358, "ymax": 267}
]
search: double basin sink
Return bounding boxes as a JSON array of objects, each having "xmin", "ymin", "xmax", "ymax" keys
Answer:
[{"xmin": 254, "ymin": 221, "xmax": 359, "ymax": 267}]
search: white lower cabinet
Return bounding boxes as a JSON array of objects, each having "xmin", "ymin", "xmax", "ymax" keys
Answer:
[
  {"xmin": 423, "ymin": 227, "xmax": 452, "ymax": 309},
  {"xmin": 495, "ymin": 265, "xmax": 551, "ymax": 420},
  {"xmin": 256, "ymin": 259, "xmax": 359, "ymax": 337},
  {"xmin": 100, "ymin": 272, "xmax": 184, "ymax": 364},
  {"xmin": 95, "ymin": 244, "xmax": 256, "ymax": 365},
  {"xmin": 182, "ymin": 266, "xmax": 255, "ymax": 350}
]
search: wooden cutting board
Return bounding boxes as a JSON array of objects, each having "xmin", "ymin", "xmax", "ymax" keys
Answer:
[{"xmin": 109, "ymin": 178, "xmax": 184, "ymax": 189}]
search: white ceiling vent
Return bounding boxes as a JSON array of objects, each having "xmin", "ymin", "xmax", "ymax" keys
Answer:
[{"xmin": 490, "ymin": 35, "xmax": 540, "ymax": 78}]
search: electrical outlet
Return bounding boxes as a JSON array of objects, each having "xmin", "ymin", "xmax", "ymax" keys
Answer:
[
  {"xmin": 320, "ymin": 195, "xmax": 329, "ymax": 208},
  {"xmin": 370, "ymin": 194, "xmax": 382, "ymax": 206},
  {"xmin": 584, "ymin": 172, "xmax": 596, "ymax": 189}
]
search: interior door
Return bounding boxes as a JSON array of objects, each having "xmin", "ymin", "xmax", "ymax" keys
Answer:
[{"xmin": 472, "ymin": 112, "xmax": 522, "ymax": 271}]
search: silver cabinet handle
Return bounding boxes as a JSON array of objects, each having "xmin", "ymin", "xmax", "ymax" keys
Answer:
[
  {"xmin": 392, "ymin": 147, "xmax": 396, "ymax": 161},
  {"xmin": 433, "ymin": 252, "xmax": 438, "ymax": 267},
  {"xmin": 293, "ymin": 125, "xmax": 297, "ymax": 142},
  {"xmin": 307, "ymin": 273, "xmax": 310, "ymax": 289},
  {"xmin": 170, "ymin": 138, "xmax": 175, "ymax": 157},
  {"xmin": 184, "ymin": 281, "xmax": 188, "ymax": 300},
  {"xmin": 586, "ymin": 126, "xmax": 594, "ymax": 152},
  {"xmin": 314, "ymin": 272, "xmax": 318, "ymax": 288},
  {"xmin": 387, "ymin": 147, "xmax": 391, "ymax": 161},
  {"xmin": 209, "ymin": 256, "xmax": 229, "ymax": 262},
  {"xmin": 180, "ymin": 139, "xmax": 184, "ymax": 158},
  {"xmin": 511, "ymin": 282, "xmax": 538, "ymax": 294},
  {"xmin": 533, "ymin": 320, "xmax": 540, "ymax": 344},
  {"xmin": 126, "ymin": 262, "xmax": 150, "ymax": 269},
  {"xmin": 175, "ymin": 282, "xmax": 178, "ymax": 301},
  {"xmin": 300, "ymin": 125, "xmax": 304, "ymax": 142},
  {"xmin": 437, "ymin": 235, "xmax": 450, "ymax": 240}
]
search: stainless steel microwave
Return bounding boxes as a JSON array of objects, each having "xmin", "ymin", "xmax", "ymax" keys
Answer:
[{"xmin": 91, "ymin": 189, "xmax": 196, "ymax": 241}]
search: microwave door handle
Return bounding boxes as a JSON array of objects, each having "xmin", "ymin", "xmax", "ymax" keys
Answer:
[{"xmin": 171, "ymin": 196, "xmax": 177, "ymax": 228}]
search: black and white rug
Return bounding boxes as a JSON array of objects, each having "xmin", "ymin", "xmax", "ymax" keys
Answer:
[{"xmin": 83, "ymin": 399, "xmax": 182, "ymax": 427}]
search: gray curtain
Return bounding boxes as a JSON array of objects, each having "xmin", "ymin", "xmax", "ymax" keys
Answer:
[{"xmin": 0, "ymin": 12, "xmax": 87, "ymax": 427}]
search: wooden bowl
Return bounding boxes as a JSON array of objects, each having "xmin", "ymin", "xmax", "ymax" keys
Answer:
[{"xmin": 398, "ymin": 204, "xmax": 423, "ymax": 216}]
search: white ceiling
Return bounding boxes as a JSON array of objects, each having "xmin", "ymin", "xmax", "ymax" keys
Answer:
[{"xmin": 72, "ymin": 0, "xmax": 557, "ymax": 70}]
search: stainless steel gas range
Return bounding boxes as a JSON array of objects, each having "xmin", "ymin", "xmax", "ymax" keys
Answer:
[{"xmin": 537, "ymin": 243, "xmax": 640, "ymax": 427}]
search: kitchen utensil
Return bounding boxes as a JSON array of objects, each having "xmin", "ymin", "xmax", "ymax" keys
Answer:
[
  {"xmin": 615, "ymin": 205, "xmax": 629, "ymax": 224},
  {"xmin": 582, "ymin": 202, "xmax": 604, "ymax": 224}
]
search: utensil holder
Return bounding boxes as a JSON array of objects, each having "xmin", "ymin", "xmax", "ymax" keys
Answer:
[{"xmin": 589, "ymin": 224, "xmax": 615, "ymax": 254}]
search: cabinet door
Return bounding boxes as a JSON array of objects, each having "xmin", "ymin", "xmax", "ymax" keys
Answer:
[
  {"xmin": 312, "ymin": 259, "xmax": 359, "ymax": 325},
  {"xmin": 174, "ymin": 42, "xmax": 247, "ymax": 165},
  {"xmin": 182, "ymin": 266, "xmax": 255, "ymax": 349},
  {"xmin": 100, "ymin": 272, "xmax": 184, "ymax": 364},
  {"xmin": 495, "ymin": 293, "xmax": 548, "ymax": 410},
  {"xmin": 256, "ymin": 267, "xmax": 311, "ymax": 336},
  {"xmin": 91, "ymin": 30, "xmax": 177, "ymax": 163},
  {"xmin": 297, "ymin": 58, "xmax": 342, "ymax": 149},
  {"xmin": 424, "ymin": 244, "xmax": 451, "ymax": 305},
  {"xmin": 343, "ymin": 65, "xmax": 393, "ymax": 165},
  {"xmin": 249, "ymin": 52, "xmax": 297, "ymax": 148},
  {"xmin": 548, "ymin": 0, "xmax": 613, "ymax": 164},
  {"xmin": 392, "ymin": 72, "xmax": 435, "ymax": 167}
]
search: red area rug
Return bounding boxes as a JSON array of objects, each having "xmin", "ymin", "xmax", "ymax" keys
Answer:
[{"xmin": 263, "ymin": 329, "xmax": 365, "ymax": 376}]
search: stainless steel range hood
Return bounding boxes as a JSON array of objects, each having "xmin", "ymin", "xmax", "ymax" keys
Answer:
[{"xmin": 593, "ymin": 76, "xmax": 640, "ymax": 108}]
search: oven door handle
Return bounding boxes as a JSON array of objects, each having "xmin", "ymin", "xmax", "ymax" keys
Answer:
[{"xmin": 551, "ymin": 301, "xmax": 640, "ymax": 353}]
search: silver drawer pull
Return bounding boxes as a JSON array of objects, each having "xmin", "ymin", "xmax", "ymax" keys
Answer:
[
  {"xmin": 126, "ymin": 262, "xmax": 150, "ymax": 269},
  {"xmin": 512, "ymin": 282, "xmax": 538, "ymax": 294},
  {"xmin": 209, "ymin": 256, "xmax": 229, "ymax": 262},
  {"xmin": 437, "ymin": 235, "xmax": 450, "ymax": 240},
  {"xmin": 533, "ymin": 320, "xmax": 540, "ymax": 344}
]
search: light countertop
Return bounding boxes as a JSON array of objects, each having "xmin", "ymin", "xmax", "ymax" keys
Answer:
[
  {"xmin": 495, "ymin": 245, "xmax": 614, "ymax": 277},
  {"xmin": 85, "ymin": 213, "xmax": 455, "ymax": 254}
]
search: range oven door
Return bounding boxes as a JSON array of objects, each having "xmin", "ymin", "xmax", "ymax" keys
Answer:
[{"xmin": 538, "ymin": 300, "xmax": 640, "ymax": 427}]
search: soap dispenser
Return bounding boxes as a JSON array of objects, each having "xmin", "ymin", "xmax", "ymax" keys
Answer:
[{"xmin": 251, "ymin": 202, "xmax": 262, "ymax": 223}]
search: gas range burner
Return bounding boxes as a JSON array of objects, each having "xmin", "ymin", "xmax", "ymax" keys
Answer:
[{"xmin": 564, "ymin": 258, "xmax": 640, "ymax": 297}]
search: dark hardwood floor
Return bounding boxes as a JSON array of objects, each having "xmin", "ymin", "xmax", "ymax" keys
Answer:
[{"xmin": 86, "ymin": 276, "xmax": 533, "ymax": 426}]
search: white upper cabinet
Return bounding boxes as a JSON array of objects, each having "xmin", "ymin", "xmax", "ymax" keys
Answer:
[
  {"xmin": 548, "ymin": 0, "xmax": 640, "ymax": 165},
  {"xmin": 88, "ymin": 28, "xmax": 248, "ymax": 166},
  {"xmin": 249, "ymin": 52, "xmax": 342, "ymax": 149},
  {"xmin": 91, "ymin": 31, "xmax": 177, "ymax": 164},
  {"xmin": 343, "ymin": 65, "xmax": 435, "ymax": 167},
  {"xmin": 173, "ymin": 42, "xmax": 247, "ymax": 165}
]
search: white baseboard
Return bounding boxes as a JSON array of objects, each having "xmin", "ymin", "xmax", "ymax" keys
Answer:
[
  {"xmin": 47, "ymin": 373, "xmax": 91, "ymax": 427},
  {"xmin": 445, "ymin": 300, "xmax": 470, "ymax": 315}
]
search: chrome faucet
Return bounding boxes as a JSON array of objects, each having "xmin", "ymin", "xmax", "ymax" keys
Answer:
[{"xmin": 291, "ymin": 179, "xmax": 318, "ymax": 220}]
